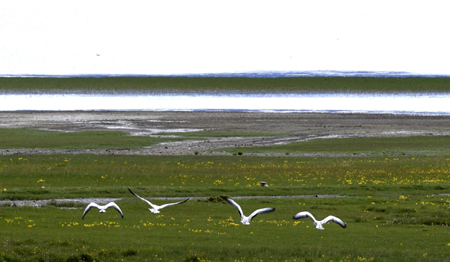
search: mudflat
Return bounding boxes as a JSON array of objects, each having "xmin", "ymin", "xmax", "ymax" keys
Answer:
[{"xmin": 1, "ymin": 111, "xmax": 449, "ymax": 156}]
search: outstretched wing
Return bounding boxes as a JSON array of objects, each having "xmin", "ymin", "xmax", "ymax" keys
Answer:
[
  {"xmin": 159, "ymin": 198, "xmax": 190, "ymax": 209},
  {"xmin": 248, "ymin": 207, "xmax": 275, "ymax": 221},
  {"xmin": 128, "ymin": 188, "xmax": 157, "ymax": 209},
  {"xmin": 322, "ymin": 215, "xmax": 346, "ymax": 228},
  {"xmin": 105, "ymin": 202, "xmax": 124, "ymax": 218},
  {"xmin": 224, "ymin": 197, "xmax": 244, "ymax": 218},
  {"xmin": 82, "ymin": 202, "xmax": 99, "ymax": 219},
  {"xmin": 293, "ymin": 211, "xmax": 316, "ymax": 222}
]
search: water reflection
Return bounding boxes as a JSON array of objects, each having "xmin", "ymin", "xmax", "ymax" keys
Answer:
[{"xmin": 1, "ymin": 93, "xmax": 449, "ymax": 114}]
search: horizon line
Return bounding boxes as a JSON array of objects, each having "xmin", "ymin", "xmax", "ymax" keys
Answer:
[{"xmin": 1, "ymin": 70, "xmax": 450, "ymax": 79}]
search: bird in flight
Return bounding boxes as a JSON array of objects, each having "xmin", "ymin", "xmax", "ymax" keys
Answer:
[
  {"xmin": 224, "ymin": 197, "xmax": 275, "ymax": 225},
  {"xmin": 82, "ymin": 202, "xmax": 124, "ymax": 219},
  {"xmin": 293, "ymin": 211, "xmax": 346, "ymax": 230},
  {"xmin": 128, "ymin": 188, "xmax": 190, "ymax": 213}
]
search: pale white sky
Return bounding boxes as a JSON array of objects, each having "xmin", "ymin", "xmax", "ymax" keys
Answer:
[{"xmin": 1, "ymin": 0, "xmax": 449, "ymax": 76}]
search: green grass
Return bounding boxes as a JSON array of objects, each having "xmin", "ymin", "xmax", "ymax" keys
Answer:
[
  {"xmin": 2, "ymin": 168, "xmax": 450, "ymax": 261},
  {"xmin": 0, "ymin": 129, "xmax": 189, "ymax": 149},
  {"xmin": 2, "ymin": 154, "xmax": 450, "ymax": 199},
  {"xmin": 0, "ymin": 128, "xmax": 277, "ymax": 150},
  {"xmin": 1, "ymin": 76, "xmax": 450, "ymax": 94},
  {"xmin": 2, "ymin": 131, "xmax": 450, "ymax": 260},
  {"xmin": 3, "ymin": 128, "xmax": 450, "ymax": 156},
  {"xmin": 2, "ymin": 154, "xmax": 450, "ymax": 261},
  {"xmin": 222, "ymin": 136, "xmax": 450, "ymax": 155}
]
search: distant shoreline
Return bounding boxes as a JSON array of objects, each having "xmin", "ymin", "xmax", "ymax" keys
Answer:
[{"xmin": 1, "ymin": 74, "xmax": 450, "ymax": 94}]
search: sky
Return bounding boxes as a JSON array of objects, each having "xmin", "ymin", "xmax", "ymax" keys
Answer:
[{"xmin": 1, "ymin": 0, "xmax": 449, "ymax": 76}]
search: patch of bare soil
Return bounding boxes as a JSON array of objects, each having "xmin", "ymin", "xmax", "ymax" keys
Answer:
[{"xmin": 1, "ymin": 111, "xmax": 449, "ymax": 156}]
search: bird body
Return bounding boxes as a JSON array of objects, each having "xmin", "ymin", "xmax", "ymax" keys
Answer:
[
  {"xmin": 259, "ymin": 181, "xmax": 269, "ymax": 187},
  {"xmin": 128, "ymin": 188, "xmax": 190, "ymax": 213},
  {"xmin": 224, "ymin": 197, "xmax": 275, "ymax": 225},
  {"xmin": 82, "ymin": 202, "xmax": 124, "ymax": 219},
  {"xmin": 293, "ymin": 211, "xmax": 346, "ymax": 230}
]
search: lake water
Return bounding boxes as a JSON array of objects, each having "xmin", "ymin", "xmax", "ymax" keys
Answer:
[{"xmin": 1, "ymin": 93, "xmax": 449, "ymax": 115}]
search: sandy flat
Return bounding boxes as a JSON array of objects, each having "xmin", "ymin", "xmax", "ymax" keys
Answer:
[{"xmin": 1, "ymin": 111, "xmax": 449, "ymax": 156}]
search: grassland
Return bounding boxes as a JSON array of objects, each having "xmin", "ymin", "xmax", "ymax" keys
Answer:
[
  {"xmin": 0, "ymin": 129, "xmax": 189, "ymax": 150},
  {"xmin": 1, "ymin": 76, "xmax": 450, "ymax": 94},
  {"xmin": 2, "ymin": 137, "xmax": 450, "ymax": 261},
  {"xmin": 2, "ymin": 192, "xmax": 450, "ymax": 262},
  {"xmin": 2, "ymin": 127, "xmax": 450, "ymax": 157}
]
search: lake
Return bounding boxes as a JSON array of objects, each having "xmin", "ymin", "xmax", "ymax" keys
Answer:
[{"xmin": 1, "ymin": 93, "xmax": 449, "ymax": 115}]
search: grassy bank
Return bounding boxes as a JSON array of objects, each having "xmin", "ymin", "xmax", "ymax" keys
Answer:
[
  {"xmin": 0, "ymin": 129, "xmax": 188, "ymax": 150},
  {"xmin": 1, "ymin": 76, "xmax": 450, "ymax": 94},
  {"xmin": 1, "ymin": 154, "xmax": 450, "ymax": 261},
  {"xmin": 223, "ymin": 136, "xmax": 450, "ymax": 156},
  {"xmin": 2, "ymin": 128, "xmax": 450, "ymax": 155}
]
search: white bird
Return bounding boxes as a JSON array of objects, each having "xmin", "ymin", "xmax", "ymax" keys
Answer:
[
  {"xmin": 82, "ymin": 202, "xmax": 124, "ymax": 219},
  {"xmin": 293, "ymin": 211, "xmax": 346, "ymax": 230},
  {"xmin": 224, "ymin": 197, "xmax": 275, "ymax": 225},
  {"xmin": 128, "ymin": 188, "xmax": 190, "ymax": 214},
  {"xmin": 259, "ymin": 181, "xmax": 269, "ymax": 187}
]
